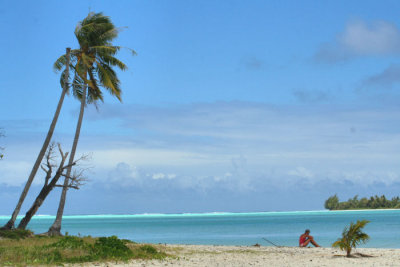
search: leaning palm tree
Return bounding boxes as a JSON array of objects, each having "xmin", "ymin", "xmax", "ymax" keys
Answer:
[
  {"xmin": 332, "ymin": 220, "xmax": 370, "ymax": 257},
  {"xmin": 2, "ymin": 48, "xmax": 71, "ymax": 230},
  {"xmin": 47, "ymin": 12, "xmax": 133, "ymax": 235}
]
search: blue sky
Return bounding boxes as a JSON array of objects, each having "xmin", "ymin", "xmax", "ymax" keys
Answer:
[{"xmin": 1, "ymin": 0, "xmax": 400, "ymax": 215}]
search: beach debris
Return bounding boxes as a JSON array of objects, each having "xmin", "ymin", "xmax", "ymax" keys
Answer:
[{"xmin": 262, "ymin": 237, "xmax": 282, "ymax": 247}]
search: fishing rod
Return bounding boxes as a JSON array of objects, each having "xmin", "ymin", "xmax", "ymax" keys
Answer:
[{"xmin": 261, "ymin": 237, "xmax": 282, "ymax": 247}]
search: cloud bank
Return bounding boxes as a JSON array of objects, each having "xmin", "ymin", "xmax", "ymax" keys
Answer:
[
  {"xmin": 1, "ymin": 101, "xmax": 399, "ymax": 213},
  {"xmin": 315, "ymin": 20, "xmax": 400, "ymax": 63}
]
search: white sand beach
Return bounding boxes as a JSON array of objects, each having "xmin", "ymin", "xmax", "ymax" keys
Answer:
[{"xmin": 80, "ymin": 244, "xmax": 400, "ymax": 267}]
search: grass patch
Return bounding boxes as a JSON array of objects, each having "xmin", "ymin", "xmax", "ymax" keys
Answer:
[
  {"xmin": 0, "ymin": 229, "xmax": 33, "ymax": 240},
  {"xmin": 0, "ymin": 233, "xmax": 166, "ymax": 266},
  {"xmin": 131, "ymin": 244, "xmax": 166, "ymax": 260}
]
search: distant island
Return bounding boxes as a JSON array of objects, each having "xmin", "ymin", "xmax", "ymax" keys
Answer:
[{"xmin": 325, "ymin": 194, "xmax": 400, "ymax": 210}]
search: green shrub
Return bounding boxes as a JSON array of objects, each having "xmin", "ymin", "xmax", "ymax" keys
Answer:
[
  {"xmin": 0, "ymin": 229, "xmax": 33, "ymax": 240},
  {"xmin": 122, "ymin": 238, "xmax": 136, "ymax": 244},
  {"xmin": 42, "ymin": 249, "xmax": 63, "ymax": 264},
  {"xmin": 140, "ymin": 244, "xmax": 158, "ymax": 254},
  {"xmin": 92, "ymin": 236, "xmax": 133, "ymax": 260},
  {"xmin": 47, "ymin": 235, "xmax": 88, "ymax": 249}
]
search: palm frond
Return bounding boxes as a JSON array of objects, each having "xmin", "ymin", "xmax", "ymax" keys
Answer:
[
  {"xmin": 98, "ymin": 54, "xmax": 127, "ymax": 70},
  {"xmin": 129, "ymin": 48, "xmax": 137, "ymax": 56},
  {"xmin": 81, "ymin": 53, "xmax": 95, "ymax": 69},
  {"xmin": 69, "ymin": 49, "xmax": 81, "ymax": 57},
  {"xmin": 332, "ymin": 220, "xmax": 370, "ymax": 257},
  {"xmin": 86, "ymin": 87, "xmax": 103, "ymax": 104},
  {"xmin": 87, "ymin": 68, "xmax": 103, "ymax": 103},
  {"xmin": 74, "ymin": 13, "xmax": 118, "ymax": 51},
  {"xmin": 122, "ymin": 46, "xmax": 137, "ymax": 56},
  {"xmin": 90, "ymin": 45, "xmax": 119, "ymax": 56},
  {"xmin": 97, "ymin": 27, "xmax": 126, "ymax": 43},
  {"xmin": 53, "ymin": 54, "xmax": 67, "ymax": 71},
  {"xmin": 74, "ymin": 57, "xmax": 92, "ymax": 88},
  {"xmin": 59, "ymin": 69, "xmax": 70, "ymax": 93},
  {"xmin": 72, "ymin": 72, "xmax": 85, "ymax": 101},
  {"xmin": 76, "ymin": 12, "xmax": 111, "ymax": 32},
  {"xmin": 96, "ymin": 62, "xmax": 122, "ymax": 101},
  {"xmin": 93, "ymin": 45, "xmax": 136, "ymax": 56},
  {"xmin": 76, "ymin": 22, "xmax": 114, "ymax": 37}
]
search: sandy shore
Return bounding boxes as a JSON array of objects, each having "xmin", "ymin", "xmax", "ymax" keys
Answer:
[{"xmin": 79, "ymin": 244, "xmax": 400, "ymax": 267}]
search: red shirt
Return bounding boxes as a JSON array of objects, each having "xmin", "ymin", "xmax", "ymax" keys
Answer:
[{"xmin": 299, "ymin": 234, "xmax": 307, "ymax": 245}]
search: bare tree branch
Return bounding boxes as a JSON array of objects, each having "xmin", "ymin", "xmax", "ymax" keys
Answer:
[
  {"xmin": 54, "ymin": 184, "xmax": 80, "ymax": 190},
  {"xmin": 43, "ymin": 143, "xmax": 57, "ymax": 186},
  {"xmin": 39, "ymin": 143, "xmax": 89, "ymax": 191},
  {"xmin": 18, "ymin": 142, "xmax": 91, "ymax": 229},
  {"xmin": 61, "ymin": 162, "xmax": 76, "ymax": 171},
  {"xmin": 40, "ymin": 165, "xmax": 49, "ymax": 173},
  {"xmin": 57, "ymin": 164, "xmax": 89, "ymax": 190}
]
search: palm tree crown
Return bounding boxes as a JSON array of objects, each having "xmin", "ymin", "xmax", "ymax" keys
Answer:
[
  {"xmin": 54, "ymin": 12, "xmax": 135, "ymax": 104},
  {"xmin": 332, "ymin": 220, "xmax": 370, "ymax": 257}
]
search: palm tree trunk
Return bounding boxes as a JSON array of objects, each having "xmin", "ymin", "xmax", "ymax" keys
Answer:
[
  {"xmin": 47, "ymin": 83, "xmax": 87, "ymax": 236},
  {"xmin": 346, "ymin": 248, "xmax": 352, "ymax": 257},
  {"xmin": 2, "ymin": 48, "xmax": 71, "ymax": 230},
  {"xmin": 18, "ymin": 152, "xmax": 68, "ymax": 230},
  {"xmin": 17, "ymin": 185, "xmax": 52, "ymax": 229}
]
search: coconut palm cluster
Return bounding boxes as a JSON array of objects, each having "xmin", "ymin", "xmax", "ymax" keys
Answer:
[{"xmin": 3, "ymin": 12, "xmax": 134, "ymax": 235}]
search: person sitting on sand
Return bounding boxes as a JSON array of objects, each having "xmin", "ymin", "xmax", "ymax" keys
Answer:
[{"xmin": 299, "ymin": 229, "xmax": 320, "ymax": 247}]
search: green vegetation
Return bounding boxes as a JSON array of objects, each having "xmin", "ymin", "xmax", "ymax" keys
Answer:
[
  {"xmin": 0, "ymin": 229, "xmax": 33, "ymax": 240},
  {"xmin": 325, "ymin": 194, "xmax": 400, "ymax": 210},
  {"xmin": 0, "ymin": 234, "xmax": 166, "ymax": 266},
  {"xmin": 332, "ymin": 220, "xmax": 370, "ymax": 257}
]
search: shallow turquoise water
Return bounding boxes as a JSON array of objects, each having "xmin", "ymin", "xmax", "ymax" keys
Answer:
[{"xmin": 1, "ymin": 210, "xmax": 399, "ymax": 248}]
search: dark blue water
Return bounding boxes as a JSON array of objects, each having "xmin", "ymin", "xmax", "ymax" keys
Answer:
[{"xmin": 1, "ymin": 210, "xmax": 399, "ymax": 248}]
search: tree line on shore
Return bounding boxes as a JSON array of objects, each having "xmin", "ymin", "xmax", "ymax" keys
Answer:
[
  {"xmin": 1, "ymin": 12, "xmax": 134, "ymax": 234},
  {"xmin": 325, "ymin": 194, "xmax": 400, "ymax": 210}
]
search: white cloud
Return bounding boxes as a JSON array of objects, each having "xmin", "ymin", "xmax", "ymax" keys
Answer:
[
  {"xmin": 82, "ymin": 102, "xmax": 400, "ymax": 191},
  {"xmin": 214, "ymin": 172, "xmax": 232, "ymax": 182},
  {"xmin": 152, "ymin": 173, "xmax": 176, "ymax": 180},
  {"xmin": 152, "ymin": 173, "xmax": 164, "ymax": 179},
  {"xmin": 3, "ymin": 101, "xmax": 400, "ymax": 192},
  {"xmin": 315, "ymin": 20, "xmax": 400, "ymax": 63},
  {"xmin": 288, "ymin": 167, "xmax": 314, "ymax": 179},
  {"xmin": 341, "ymin": 20, "xmax": 400, "ymax": 55},
  {"xmin": 167, "ymin": 174, "xmax": 177, "ymax": 179},
  {"xmin": 107, "ymin": 162, "xmax": 141, "ymax": 187},
  {"xmin": 0, "ymin": 161, "xmax": 35, "ymax": 186}
]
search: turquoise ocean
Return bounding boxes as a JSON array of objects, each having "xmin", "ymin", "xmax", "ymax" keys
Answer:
[{"xmin": 1, "ymin": 210, "xmax": 399, "ymax": 248}]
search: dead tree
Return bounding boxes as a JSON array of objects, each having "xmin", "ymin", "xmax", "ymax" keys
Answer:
[{"xmin": 17, "ymin": 143, "xmax": 87, "ymax": 230}]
